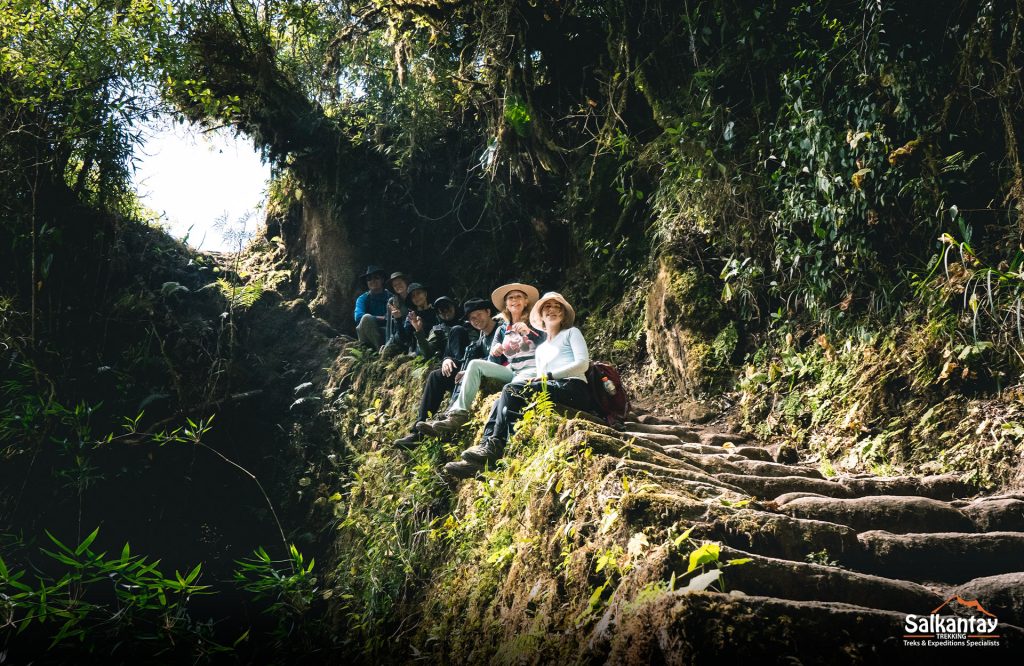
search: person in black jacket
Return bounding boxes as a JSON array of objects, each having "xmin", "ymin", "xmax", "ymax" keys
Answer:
[
  {"xmin": 413, "ymin": 296, "xmax": 467, "ymax": 361},
  {"xmin": 394, "ymin": 298, "xmax": 500, "ymax": 449},
  {"xmin": 401, "ymin": 283, "xmax": 439, "ymax": 357}
]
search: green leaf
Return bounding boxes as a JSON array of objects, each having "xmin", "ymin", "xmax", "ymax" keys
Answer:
[
  {"xmin": 75, "ymin": 526, "xmax": 100, "ymax": 555},
  {"xmin": 184, "ymin": 563, "xmax": 202, "ymax": 584},
  {"xmin": 45, "ymin": 530, "xmax": 73, "ymax": 555},
  {"xmin": 686, "ymin": 543, "xmax": 720, "ymax": 573},
  {"xmin": 673, "ymin": 526, "xmax": 695, "ymax": 547}
]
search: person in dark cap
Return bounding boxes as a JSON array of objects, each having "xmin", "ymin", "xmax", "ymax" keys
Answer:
[
  {"xmin": 353, "ymin": 265, "xmax": 392, "ymax": 348},
  {"xmin": 394, "ymin": 298, "xmax": 501, "ymax": 448},
  {"xmin": 401, "ymin": 283, "xmax": 439, "ymax": 357},
  {"xmin": 415, "ymin": 296, "xmax": 466, "ymax": 360}
]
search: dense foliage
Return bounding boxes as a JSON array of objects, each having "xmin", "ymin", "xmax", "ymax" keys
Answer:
[{"xmin": 4, "ymin": 0, "xmax": 1024, "ymax": 660}]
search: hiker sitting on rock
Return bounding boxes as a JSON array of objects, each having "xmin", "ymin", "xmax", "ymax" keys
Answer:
[
  {"xmin": 416, "ymin": 282, "xmax": 543, "ymax": 438},
  {"xmin": 402, "ymin": 282, "xmax": 439, "ymax": 357},
  {"xmin": 354, "ymin": 265, "xmax": 392, "ymax": 349},
  {"xmin": 417, "ymin": 296, "xmax": 468, "ymax": 360},
  {"xmin": 394, "ymin": 298, "xmax": 499, "ymax": 449},
  {"xmin": 445, "ymin": 292, "xmax": 594, "ymax": 479},
  {"xmin": 381, "ymin": 271, "xmax": 412, "ymax": 354}
]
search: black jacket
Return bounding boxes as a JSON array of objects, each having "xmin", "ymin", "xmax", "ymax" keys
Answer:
[{"xmin": 457, "ymin": 321, "xmax": 501, "ymax": 371}]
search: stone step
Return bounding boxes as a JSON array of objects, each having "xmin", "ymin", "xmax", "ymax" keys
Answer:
[
  {"xmin": 719, "ymin": 474, "xmax": 850, "ymax": 499},
  {"xmin": 729, "ymin": 474, "xmax": 975, "ymax": 502},
  {"xmin": 699, "ymin": 432, "xmax": 749, "ymax": 447},
  {"xmin": 716, "ymin": 546, "xmax": 944, "ymax": 613},
  {"xmin": 631, "ymin": 414, "xmax": 679, "ymax": 426},
  {"xmin": 706, "ymin": 509, "xmax": 860, "ymax": 562},
  {"xmin": 612, "ymin": 459, "xmax": 748, "ymax": 496},
  {"xmin": 602, "ymin": 592, "xmax": 1004, "ymax": 664},
  {"xmin": 623, "ymin": 431, "xmax": 696, "ymax": 446},
  {"xmin": 664, "ymin": 443, "xmax": 775, "ymax": 465},
  {"xmin": 732, "ymin": 446, "xmax": 774, "ymax": 462},
  {"xmin": 776, "ymin": 495, "xmax": 976, "ymax": 534},
  {"xmin": 854, "ymin": 531, "xmax": 1024, "ymax": 583},
  {"xmin": 839, "ymin": 474, "xmax": 974, "ymax": 501},
  {"xmin": 961, "ymin": 498, "xmax": 1024, "ymax": 531},
  {"xmin": 729, "ymin": 459, "xmax": 824, "ymax": 479},
  {"xmin": 952, "ymin": 572, "xmax": 1024, "ymax": 628},
  {"xmin": 621, "ymin": 422, "xmax": 702, "ymax": 439}
]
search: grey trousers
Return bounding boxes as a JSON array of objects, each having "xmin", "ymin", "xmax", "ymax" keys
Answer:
[{"xmin": 356, "ymin": 314, "xmax": 384, "ymax": 348}]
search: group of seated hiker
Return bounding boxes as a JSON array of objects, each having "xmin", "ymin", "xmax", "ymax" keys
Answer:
[
  {"xmin": 353, "ymin": 267, "xmax": 596, "ymax": 480},
  {"xmin": 354, "ymin": 266, "xmax": 458, "ymax": 357}
]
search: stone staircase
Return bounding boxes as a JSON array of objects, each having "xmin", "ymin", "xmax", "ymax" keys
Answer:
[{"xmin": 563, "ymin": 411, "xmax": 1024, "ymax": 661}]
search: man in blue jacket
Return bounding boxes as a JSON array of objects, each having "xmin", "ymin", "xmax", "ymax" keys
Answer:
[{"xmin": 354, "ymin": 265, "xmax": 391, "ymax": 348}]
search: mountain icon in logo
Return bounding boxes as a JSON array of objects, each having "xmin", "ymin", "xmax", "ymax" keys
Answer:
[{"xmin": 930, "ymin": 596, "xmax": 996, "ymax": 618}]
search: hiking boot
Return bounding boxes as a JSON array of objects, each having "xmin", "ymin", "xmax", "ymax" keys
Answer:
[
  {"xmin": 443, "ymin": 459, "xmax": 484, "ymax": 480},
  {"xmin": 460, "ymin": 437, "xmax": 503, "ymax": 465},
  {"xmin": 416, "ymin": 410, "xmax": 469, "ymax": 437},
  {"xmin": 393, "ymin": 432, "xmax": 422, "ymax": 450}
]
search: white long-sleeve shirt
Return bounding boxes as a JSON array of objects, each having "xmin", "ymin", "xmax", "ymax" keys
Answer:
[{"xmin": 535, "ymin": 327, "xmax": 590, "ymax": 382}]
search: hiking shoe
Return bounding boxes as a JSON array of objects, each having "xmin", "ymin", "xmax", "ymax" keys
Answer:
[
  {"xmin": 416, "ymin": 410, "xmax": 469, "ymax": 436},
  {"xmin": 443, "ymin": 459, "xmax": 484, "ymax": 480},
  {"xmin": 394, "ymin": 432, "xmax": 422, "ymax": 450},
  {"xmin": 460, "ymin": 437, "xmax": 503, "ymax": 465}
]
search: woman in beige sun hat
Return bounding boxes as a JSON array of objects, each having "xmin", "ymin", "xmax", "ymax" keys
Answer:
[
  {"xmin": 445, "ymin": 291, "xmax": 596, "ymax": 479},
  {"xmin": 416, "ymin": 281, "xmax": 544, "ymax": 437}
]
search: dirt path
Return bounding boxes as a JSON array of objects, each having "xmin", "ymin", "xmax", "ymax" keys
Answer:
[{"xmin": 574, "ymin": 411, "xmax": 1024, "ymax": 661}]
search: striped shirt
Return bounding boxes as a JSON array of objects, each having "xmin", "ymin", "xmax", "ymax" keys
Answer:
[{"xmin": 490, "ymin": 322, "xmax": 545, "ymax": 381}]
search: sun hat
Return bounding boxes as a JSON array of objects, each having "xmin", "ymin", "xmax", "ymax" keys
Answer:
[
  {"xmin": 490, "ymin": 282, "xmax": 540, "ymax": 312},
  {"xmin": 387, "ymin": 271, "xmax": 410, "ymax": 290},
  {"xmin": 404, "ymin": 282, "xmax": 429, "ymax": 307},
  {"xmin": 530, "ymin": 292, "xmax": 576, "ymax": 329}
]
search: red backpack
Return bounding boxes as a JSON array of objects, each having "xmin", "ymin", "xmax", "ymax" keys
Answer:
[{"xmin": 586, "ymin": 361, "xmax": 630, "ymax": 427}]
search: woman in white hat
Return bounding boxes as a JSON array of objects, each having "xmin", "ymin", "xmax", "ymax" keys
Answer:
[
  {"xmin": 445, "ymin": 292, "xmax": 595, "ymax": 478},
  {"xmin": 416, "ymin": 282, "xmax": 544, "ymax": 436}
]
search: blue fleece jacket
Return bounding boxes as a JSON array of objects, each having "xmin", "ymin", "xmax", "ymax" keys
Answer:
[{"xmin": 354, "ymin": 290, "xmax": 393, "ymax": 323}]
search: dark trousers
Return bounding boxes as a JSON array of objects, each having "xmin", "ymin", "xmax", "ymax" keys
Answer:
[
  {"xmin": 415, "ymin": 368, "xmax": 457, "ymax": 429},
  {"xmin": 483, "ymin": 378, "xmax": 595, "ymax": 446}
]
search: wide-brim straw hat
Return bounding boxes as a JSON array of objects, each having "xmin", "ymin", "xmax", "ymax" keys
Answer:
[
  {"xmin": 530, "ymin": 292, "xmax": 576, "ymax": 329},
  {"xmin": 491, "ymin": 282, "xmax": 540, "ymax": 312}
]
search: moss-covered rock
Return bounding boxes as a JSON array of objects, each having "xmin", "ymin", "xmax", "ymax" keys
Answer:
[{"xmin": 644, "ymin": 257, "xmax": 735, "ymax": 396}]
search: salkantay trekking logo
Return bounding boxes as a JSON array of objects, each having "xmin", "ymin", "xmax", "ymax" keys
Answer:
[{"xmin": 903, "ymin": 596, "xmax": 1001, "ymax": 648}]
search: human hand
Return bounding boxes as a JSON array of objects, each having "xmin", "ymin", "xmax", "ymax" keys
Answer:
[
  {"xmin": 388, "ymin": 302, "xmax": 401, "ymax": 317},
  {"xmin": 409, "ymin": 312, "xmax": 424, "ymax": 332},
  {"xmin": 454, "ymin": 371, "xmax": 465, "ymax": 383},
  {"xmin": 442, "ymin": 358, "xmax": 457, "ymax": 376},
  {"xmin": 509, "ymin": 322, "xmax": 530, "ymax": 335}
]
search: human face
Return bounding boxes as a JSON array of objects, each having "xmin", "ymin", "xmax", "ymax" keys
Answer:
[
  {"xmin": 541, "ymin": 301, "xmax": 564, "ymax": 327},
  {"xmin": 411, "ymin": 289, "xmax": 429, "ymax": 309},
  {"xmin": 504, "ymin": 290, "xmax": 528, "ymax": 314},
  {"xmin": 438, "ymin": 303, "xmax": 457, "ymax": 322},
  {"xmin": 391, "ymin": 278, "xmax": 408, "ymax": 297},
  {"xmin": 366, "ymin": 274, "xmax": 385, "ymax": 293},
  {"xmin": 467, "ymin": 308, "xmax": 493, "ymax": 331}
]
